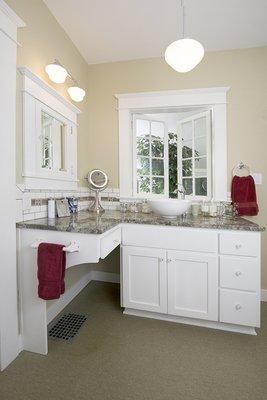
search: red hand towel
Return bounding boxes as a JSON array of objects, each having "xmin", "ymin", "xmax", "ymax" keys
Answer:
[
  {"xmin": 37, "ymin": 243, "xmax": 66, "ymax": 300},
  {"xmin": 231, "ymin": 175, "xmax": 259, "ymax": 216}
]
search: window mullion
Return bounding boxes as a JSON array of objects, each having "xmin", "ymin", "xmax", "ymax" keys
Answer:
[{"xmin": 192, "ymin": 120, "xmax": 195, "ymax": 196}]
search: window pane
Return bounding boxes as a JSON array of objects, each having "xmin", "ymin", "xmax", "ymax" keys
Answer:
[
  {"xmin": 195, "ymin": 177, "xmax": 207, "ymax": 196},
  {"xmin": 136, "ymin": 119, "xmax": 150, "ymax": 137},
  {"xmin": 137, "ymin": 176, "xmax": 150, "ymax": 194},
  {"xmin": 137, "ymin": 157, "xmax": 150, "ymax": 175},
  {"xmin": 182, "ymin": 159, "xmax": 192, "ymax": 177},
  {"xmin": 194, "ymin": 116, "xmax": 206, "ymax": 138},
  {"xmin": 151, "ymin": 121, "xmax": 164, "ymax": 139},
  {"xmin": 152, "ymin": 177, "xmax": 164, "ymax": 194},
  {"xmin": 182, "ymin": 141, "xmax": 193, "ymax": 158},
  {"xmin": 137, "ymin": 136, "xmax": 150, "ymax": 156},
  {"xmin": 168, "ymin": 132, "xmax": 178, "ymax": 198},
  {"xmin": 182, "ymin": 178, "xmax": 193, "ymax": 195},
  {"xmin": 136, "ymin": 119, "xmax": 150, "ymax": 156},
  {"xmin": 151, "ymin": 139, "xmax": 164, "ymax": 157},
  {"xmin": 195, "ymin": 157, "xmax": 207, "ymax": 177},
  {"xmin": 181, "ymin": 121, "xmax": 192, "ymax": 141},
  {"xmin": 195, "ymin": 136, "xmax": 206, "ymax": 157},
  {"xmin": 152, "ymin": 159, "xmax": 164, "ymax": 176}
]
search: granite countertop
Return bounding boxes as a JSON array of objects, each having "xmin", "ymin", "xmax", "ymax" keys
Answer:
[{"xmin": 16, "ymin": 210, "xmax": 265, "ymax": 235}]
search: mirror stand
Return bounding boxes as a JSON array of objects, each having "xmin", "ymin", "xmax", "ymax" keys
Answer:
[{"xmin": 89, "ymin": 189, "xmax": 105, "ymax": 214}]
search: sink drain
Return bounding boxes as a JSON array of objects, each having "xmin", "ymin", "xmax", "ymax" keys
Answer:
[{"xmin": 48, "ymin": 313, "xmax": 87, "ymax": 342}]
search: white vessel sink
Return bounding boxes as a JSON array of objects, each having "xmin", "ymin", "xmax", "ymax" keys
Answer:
[{"xmin": 148, "ymin": 199, "xmax": 191, "ymax": 218}]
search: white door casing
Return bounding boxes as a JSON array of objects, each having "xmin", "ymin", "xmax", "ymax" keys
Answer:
[{"xmin": 0, "ymin": 0, "xmax": 25, "ymax": 371}]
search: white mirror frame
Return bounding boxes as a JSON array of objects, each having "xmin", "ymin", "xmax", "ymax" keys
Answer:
[
  {"xmin": 115, "ymin": 87, "xmax": 230, "ymax": 201},
  {"xmin": 18, "ymin": 67, "xmax": 81, "ymax": 190}
]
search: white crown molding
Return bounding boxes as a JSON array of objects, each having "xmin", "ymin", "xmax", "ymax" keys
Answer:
[
  {"xmin": 115, "ymin": 87, "xmax": 230, "ymax": 111},
  {"xmin": 115, "ymin": 87, "xmax": 230, "ymax": 99},
  {"xmin": 0, "ymin": 0, "xmax": 25, "ymax": 27},
  {"xmin": 18, "ymin": 66, "xmax": 81, "ymax": 115}
]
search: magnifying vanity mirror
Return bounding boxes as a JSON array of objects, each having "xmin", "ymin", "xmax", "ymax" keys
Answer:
[{"xmin": 87, "ymin": 169, "xmax": 108, "ymax": 214}]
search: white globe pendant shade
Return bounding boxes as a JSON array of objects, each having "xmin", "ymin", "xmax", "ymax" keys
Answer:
[
  {"xmin": 67, "ymin": 86, "xmax": 86, "ymax": 102},
  {"xmin": 45, "ymin": 62, "xmax": 68, "ymax": 83},
  {"xmin": 165, "ymin": 38, "xmax": 204, "ymax": 73}
]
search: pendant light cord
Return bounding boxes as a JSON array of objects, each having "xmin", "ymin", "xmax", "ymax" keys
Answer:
[{"xmin": 181, "ymin": 0, "xmax": 185, "ymax": 39}]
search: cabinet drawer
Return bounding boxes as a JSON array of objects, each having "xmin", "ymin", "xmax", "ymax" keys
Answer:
[
  {"xmin": 219, "ymin": 232, "xmax": 259, "ymax": 257},
  {"xmin": 122, "ymin": 225, "xmax": 217, "ymax": 253},
  {"xmin": 100, "ymin": 228, "xmax": 121, "ymax": 259},
  {"xmin": 220, "ymin": 289, "xmax": 260, "ymax": 327},
  {"xmin": 220, "ymin": 256, "xmax": 259, "ymax": 292}
]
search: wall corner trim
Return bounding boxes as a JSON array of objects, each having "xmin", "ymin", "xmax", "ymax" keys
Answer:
[
  {"xmin": 0, "ymin": 0, "xmax": 25, "ymax": 27},
  {"xmin": 261, "ymin": 289, "xmax": 267, "ymax": 302}
]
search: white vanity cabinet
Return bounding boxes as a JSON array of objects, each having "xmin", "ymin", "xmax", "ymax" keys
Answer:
[
  {"xmin": 167, "ymin": 251, "xmax": 218, "ymax": 321},
  {"xmin": 122, "ymin": 246, "xmax": 167, "ymax": 313},
  {"xmin": 121, "ymin": 224, "xmax": 261, "ymax": 335}
]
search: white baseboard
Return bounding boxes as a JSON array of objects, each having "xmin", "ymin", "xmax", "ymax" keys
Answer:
[
  {"xmin": 47, "ymin": 270, "xmax": 93, "ymax": 324},
  {"xmin": 46, "ymin": 270, "xmax": 120, "ymax": 324},
  {"xmin": 261, "ymin": 289, "xmax": 267, "ymax": 302},
  {"xmin": 124, "ymin": 308, "xmax": 257, "ymax": 336},
  {"xmin": 92, "ymin": 271, "xmax": 120, "ymax": 283}
]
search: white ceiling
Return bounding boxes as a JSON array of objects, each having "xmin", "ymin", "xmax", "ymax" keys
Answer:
[{"xmin": 44, "ymin": 0, "xmax": 267, "ymax": 65}]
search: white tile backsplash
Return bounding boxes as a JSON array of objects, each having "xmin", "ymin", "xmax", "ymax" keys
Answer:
[{"xmin": 16, "ymin": 186, "xmax": 120, "ymax": 222}]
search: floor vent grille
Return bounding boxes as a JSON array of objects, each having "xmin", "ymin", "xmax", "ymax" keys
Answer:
[{"xmin": 48, "ymin": 313, "xmax": 87, "ymax": 342}]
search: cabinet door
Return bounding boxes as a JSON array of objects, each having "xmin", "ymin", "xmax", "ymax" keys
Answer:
[
  {"xmin": 167, "ymin": 251, "xmax": 218, "ymax": 321},
  {"xmin": 122, "ymin": 246, "xmax": 167, "ymax": 313}
]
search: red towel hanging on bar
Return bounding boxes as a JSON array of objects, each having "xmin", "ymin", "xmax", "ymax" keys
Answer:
[
  {"xmin": 37, "ymin": 243, "xmax": 66, "ymax": 300},
  {"xmin": 231, "ymin": 175, "xmax": 259, "ymax": 216}
]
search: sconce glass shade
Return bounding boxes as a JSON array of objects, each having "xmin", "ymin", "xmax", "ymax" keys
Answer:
[
  {"xmin": 45, "ymin": 62, "xmax": 68, "ymax": 83},
  {"xmin": 67, "ymin": 86, "xmax": 86, "ymax": 102},
  {"xmin": 165, "ymin": 38, "xmax": 204, "ymax": 73}
]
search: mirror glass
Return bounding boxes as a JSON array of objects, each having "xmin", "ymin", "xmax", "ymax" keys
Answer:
[
  {"xmin": 41, "ymin": 110, "xmax": 67, "ymax": 172},
  {"xmin": 41, "ymin": 111, "xmax": 53, "ymax": 169},
  {"xmin": 87, "ymin": 169, "xmax": 108, "ymax": 190},
  {"xmin": 133, "ymin": 107, "xmax": 211, "ymax": 199}
]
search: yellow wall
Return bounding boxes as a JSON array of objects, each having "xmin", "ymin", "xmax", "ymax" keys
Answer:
[
  {"xmin": 87, "ymin": 48, "xmax": 267, "ymax": 287},
  {"xmin": 6, "ymin": 0, "xmax": 90, "ymax": 186}
]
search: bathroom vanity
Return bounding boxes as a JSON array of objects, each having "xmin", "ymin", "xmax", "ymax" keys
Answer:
[{"xmin": 17, "ymin": 211, "xmax": 264, "ymax": 355}]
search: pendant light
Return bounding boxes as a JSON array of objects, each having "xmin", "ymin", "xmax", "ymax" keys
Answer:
[{"xmin": 165, "ymin": 0, "xmax": 204, "ymax": 73}]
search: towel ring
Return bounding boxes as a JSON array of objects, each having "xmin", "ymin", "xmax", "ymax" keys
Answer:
[{"xmin": 232, "ymin": 162, "xmax": 250, "ymax": 177}]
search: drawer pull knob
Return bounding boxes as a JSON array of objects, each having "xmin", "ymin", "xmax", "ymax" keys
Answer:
[
  {"xmin": 235, "ymin": 304, "xmax": 242, "ymax": 311},
  {"xmin": 235, "ymin": 271, "xmax": 242, "ymax": 277},
  {"xmin": 159, "ymin": 258, "xmax": 164, "ymax": 262},
  {"xmin": 235, "ymin": 244, "xmax": 242, "ymax": 249},
  {"xmin": 167, "ymin": 258, "xmax": 172, "ymax": 263}
]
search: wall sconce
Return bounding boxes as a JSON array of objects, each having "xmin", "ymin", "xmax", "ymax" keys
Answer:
[
  {"xmin": 67, "ymin": 86, "xmax": 86, "ymax": 102},
  {"xmin": 45, "ymin": 59, "xmax": 86, "ymax": 102},
  {"xmin": 45, "ymin": 61, "xmax": 68, "ymax": 83}
]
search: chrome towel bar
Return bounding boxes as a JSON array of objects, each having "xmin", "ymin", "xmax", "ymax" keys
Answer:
[{"xmin": 30, "ymin": 240, "xmax": 80, "ymax": 253}]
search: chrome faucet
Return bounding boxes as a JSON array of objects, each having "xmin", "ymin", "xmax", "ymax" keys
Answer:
[{"xmin": 177, "ymin": 183, "xmax": 186, "ymax": 199}]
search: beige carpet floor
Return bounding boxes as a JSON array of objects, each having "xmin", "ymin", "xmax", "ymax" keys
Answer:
[{"xmin": 0, "ymin": 281, "xmax": 266, "ymax": 400}]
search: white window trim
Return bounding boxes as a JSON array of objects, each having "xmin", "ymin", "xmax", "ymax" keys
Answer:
[
  {"xmin": 115, "ymin": 87, "xmax": 230, "ymax": 201},
  {"xmin": 18, "ymin": 67, "xmax": 81, "ymax": 190}
]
